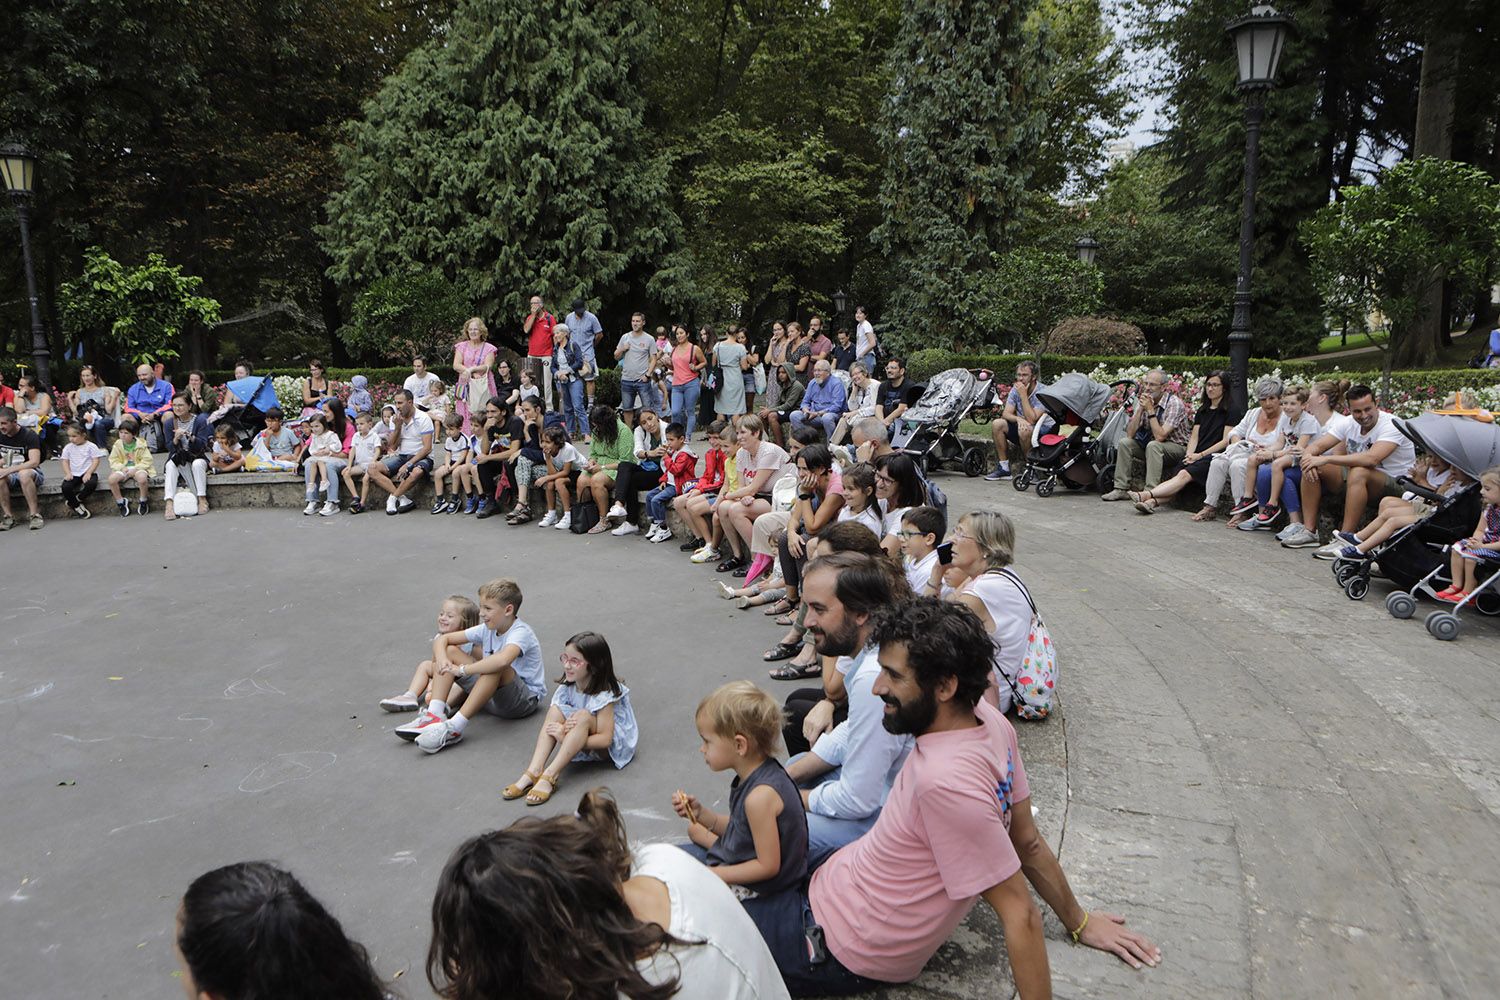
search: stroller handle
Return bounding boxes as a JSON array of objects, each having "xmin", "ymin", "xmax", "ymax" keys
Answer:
[{"xmin": 1393, "ymin": 476, "xmax": 1445, "ymax": 504}]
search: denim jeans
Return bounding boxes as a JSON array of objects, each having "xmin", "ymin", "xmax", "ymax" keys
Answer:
[
  {"xmin": 786, "ymin": 753, "xmax": 882, "ymax": 871},
  {"xmin": 1255, "ymin": 463, "xmax": 1302, "ymax": 513},
  {"xmin": 645, "ymin": 483, "xmax": 678, "ymax": 523},
  {"xmin": 671, "ymin": 378, "xmax": 702, "ymax": 436},
  {"xmin": 558, "ymin": 377, "xmax": 589, "ymax": 439},
  {"xmin": 307, "ymin": 457, "xmax": 347, "ymax": 502},
  {"xmin": 740, "ymin": 889, "xmax": 881, "ymax": 997}
]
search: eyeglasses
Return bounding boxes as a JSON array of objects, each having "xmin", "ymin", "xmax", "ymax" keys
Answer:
[
  {"xmin": 875, "ymin": 473, "xmax": 894, "ymax": 484},
  {"xmin": 895, "ymin": 530, "xmax": 924, "ymax": 539},
  {"xmin": 559, "ymin": 654, "xmax": 587, "ymax": 668},
  {"xmin": 949, "ymin": 530, "xmax": 970, "ymax": 542}
]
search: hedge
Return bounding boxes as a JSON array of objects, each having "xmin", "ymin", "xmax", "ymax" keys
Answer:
[{"xmin": 902, "ymin": 349, "xmax": 1324, "ymax": 384}]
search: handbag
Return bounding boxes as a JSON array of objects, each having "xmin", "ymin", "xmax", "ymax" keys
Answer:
[
  {"xmin": 467, "ymin": 373, "xmax": 492, "ymax": 411},
  {"xmin": 771, "ymin": 473, "xmax": 799, "ymax": 513},
  {"xmin": 754, "ymin": 363, "xmax": 768, "ymax": 395},
  {"xmin": 995, "ymin": 569, "xmax": 1057, "ymax": 720}
]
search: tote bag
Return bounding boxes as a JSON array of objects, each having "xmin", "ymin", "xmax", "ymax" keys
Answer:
[{"xmin": 996, "ymin": 569, "xmax": 1057, "ymax": 720}]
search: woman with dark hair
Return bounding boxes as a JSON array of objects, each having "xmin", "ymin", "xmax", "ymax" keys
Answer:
[
  {"xmin": 873, "ymin": 452, "xmax": 928, "ymax": 559},
  {"xmin": 474, "ymin": 398, "xmax": 523, "ymax": 518},
  {"xmin": 428, "ymin": 789, "xmax": 789, "ymax": 1000},
  {"xmin": 579, "ymin": 404, "xmax": 635, "ymax": 534},
  {"xmin": 695, "ymin": 325, "xmax": 717, "ymax": 430},
  {"xmin": 175, "ymin": 861, "xmax": 387, "ymax": 1000},
  {"xmin": 1127, "ymin": 370, "xmax": 1240, "ymax": 519},
  {"xmin": 184, "ymin": 370, "xmax": 219, "ymax": 415},
  {"xmin": 300, "ymin": 358, "xmax": 332, "ymax": 419}
]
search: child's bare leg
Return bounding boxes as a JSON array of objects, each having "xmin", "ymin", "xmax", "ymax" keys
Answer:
[
  {"xmin": 433, "ymin": 465, "xmax": 448, "ymax": 495},
  {"xmin": 1267, "ymin": 455, "xmax": 1290, "ymax": 504},
  {"xmin": 359, "ymin": 467, "xmax": 371, "ymax": 503},
  {"xmin": 558, "ymin": 478, "xmax": 572, "ymax": 512},
  {"xmin": 543, "ymin": 711, "xmax": 594, "ymax": 780},
  {"xmin": 134, "ymin": 470, "xmax": 150, "ymax": 498},
  {"xmin": 109, "ymin": 472, "xmax": 125, "ymax": 501},
  {"xmin": 521, "ymin": 706, "xmax": 567, "ymax": 777},
  {"xmin": 544, "ymin": 479, "xmax": 557, "ymax": 511},
  {"xmin": 1356, "ymin": 514, "xmax": 1415, "ymax": 552},
  {"xmin": 453, "ymin": 671, "xmax": 503, "ymax": 721},
  {"xmin": 1242, "ymin": 455, "xmax": 1261, "ymax": 497}
]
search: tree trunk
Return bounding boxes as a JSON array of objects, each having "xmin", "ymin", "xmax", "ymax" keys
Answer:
[{"xmin": 1408, "ymin": 24, "xmax": 1462, "ymax": 363}]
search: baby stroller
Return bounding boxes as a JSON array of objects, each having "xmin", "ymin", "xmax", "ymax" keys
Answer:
[
  {"xmin": 1012, "ymin": 374, "xmax": 1115, "ymax": 497},
  {"xmin": 891, "ymin": 367, "xmax": 997, "ymax": 477},
  {"xmin": 215, "ymin": 374, "xmax": 279, "ymax": 446},
  {"xmin": 1374, "ymin": 413, "xmax": 1500, "ymax": 639}
]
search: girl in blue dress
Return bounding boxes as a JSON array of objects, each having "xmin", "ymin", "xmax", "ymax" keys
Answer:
[{"xmin": 503, "ymin": 631, "xmax": 638, "ymax": 806}]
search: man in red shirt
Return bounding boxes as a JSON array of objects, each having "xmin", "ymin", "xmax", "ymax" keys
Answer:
[
  {"xmin": 523, "ymin": 294, "xmax": 556, "ymax": 411},
  {"xmin": 0, "ymin": 371, "xmax": 14, "ymax": 408}
]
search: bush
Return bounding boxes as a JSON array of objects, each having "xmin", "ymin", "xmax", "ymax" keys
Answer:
[
  {"xmin": 903, "ymin": 351, "xmax": 1322, "ymax": 385},
  {"xmin": 340, "ymin": 272, "xmax": 472, "ymax": 364},
  {"xmin": 1043, "ymin": 316, "xmax": 1146, "ymax": 355}
]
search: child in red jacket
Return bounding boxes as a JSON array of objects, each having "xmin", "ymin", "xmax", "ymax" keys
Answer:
[{"xmin": 645, "ymin": 422, "xmax": 697, "ymax": 543}]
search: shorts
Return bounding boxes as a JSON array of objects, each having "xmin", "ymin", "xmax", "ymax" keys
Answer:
[
  {"xmin": 1379, "ymin": 474, "xmax": 1406, "ymax": 499},
  {"xmin": 619, "ymin": 379, "xmax": 650, "ymax": 410},
  {"xmin": 455, "ymin": 671, "xmax": 542, "ymax": 719},
  {"xmin": 382, "ymin": 454, "xmax": 434, "ymax": 477},
  {"xmin": 5, "ymin": 468, "xmax": 42, "ymax": 488}
]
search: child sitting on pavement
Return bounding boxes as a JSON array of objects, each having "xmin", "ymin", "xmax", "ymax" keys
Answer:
[
  {"xmin": 59, "ymin": 421, "xmax": 105, "ymax": 518},
  {"xmin": 673, "ymin": 419, "xmax": 730, "ymax": 553},
  {"xmin": 503, "ymin": 631, "xmax": 638, "ymax": 806},
  {"xmin": 672, "ymin": 680, "xmax": 808, "ymax": 898},
  {"xmin": 395, "ymin": 578, "xmax": 546, "ymax": 753},
  {"xmin": 379, "ymin": 595, "xmax": 481, "ymax": 713},
  {"xmin": 646, "ymin": 422, "xmax": 696, "ymax": 543}
]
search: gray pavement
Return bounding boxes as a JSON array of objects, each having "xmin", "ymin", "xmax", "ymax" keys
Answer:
[{"xmin": 3, "ymin": 472, "xmax": 1499, "ymax": 998}]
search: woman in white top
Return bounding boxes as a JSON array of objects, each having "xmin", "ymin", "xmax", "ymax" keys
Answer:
[
  {"xmin": 944, "ymin": 509, "xmax": 1033, "ymax": 713},
  {"xmin": 427, "ymin": 789, "xmax": 790, "ymax": 1000},
  {"xmin": 830, "ymin": 363, "xmax": 880, "ymax": 445}
]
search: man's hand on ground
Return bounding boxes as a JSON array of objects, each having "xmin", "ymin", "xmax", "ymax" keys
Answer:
[{"xmin": 1077, "ymin": 910, "xmax": 1162, "ymax": 970}]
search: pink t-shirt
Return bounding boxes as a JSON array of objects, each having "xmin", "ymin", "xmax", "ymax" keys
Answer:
[{"xmin": 809, "ymin": 699, "xmax": 1029, "ymax": 983}]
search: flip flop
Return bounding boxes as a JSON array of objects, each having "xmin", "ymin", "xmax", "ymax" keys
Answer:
[
  {"xmin": 769, "ymin": 661, "xmax": 822, "ymax": 680},
  {"xmin": 762, "ymin": 641, "xmax": 803, "ymax": 662}
]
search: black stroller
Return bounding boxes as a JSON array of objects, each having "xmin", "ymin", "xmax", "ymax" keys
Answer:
[
  {"xmin": 1012, "ymin": 373, "xmax": 1118, "ymax": 497},
  {"xmin": 1372, "ymin": 413, "xmax": 1500, "ymax": 639},
  {"xmin": 891, "ymin": 367, "xmax": 998, "ymax": 477}
]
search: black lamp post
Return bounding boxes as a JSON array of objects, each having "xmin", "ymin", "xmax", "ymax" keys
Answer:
[
  {"xmin": 1, "ymin": 143, "xmax": 50, "ymax": 391},
  {"xmin": 1074, "ymin": 235, "xmax": 1100, "ymax": 266},
  {"xmin": 1224, "ymin": 5, "xmax": 1291, "ymax": 412},
  {"xmin": 832, "ymin": 288, "xmax": 848, "ymax": 331}
]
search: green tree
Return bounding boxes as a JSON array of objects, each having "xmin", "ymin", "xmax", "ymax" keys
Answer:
[
  {"xmin": 985, "ymin": 247, "xmax": 1103, "ymax": 352},
  {"xmin": 341, "ymin": 272, "xmax": 472, "ymax": 365},
  {"xmin": 1303, "ymin": 157, "xmax": 1500, "ymax": 393},
  {"xmin": 59, "ymin": 247, "xmax": 221, "ymax": 365},
  {"xmin": 872, "ymin": 0, "xmax": 1052, "ymax": 352},
  {"xmin": 321, "ymin": 0, "xmax": 678, "ymax": 349}
]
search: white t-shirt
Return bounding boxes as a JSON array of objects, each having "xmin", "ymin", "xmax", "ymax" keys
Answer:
[
  {"xmin": 1333, "ymin": 411, "xmax": 1416, "ymax": 478},
  {"xmin": 306, "ymin": 430, "xmax": 341, "ymax": 457},
  {"xmin": 1277, "ymin": 411, "xmax": 1320, "ymax": 449},
  {"xmin": 837, "ymin": 503, "xmax": 883, "ymax": 538},
  {"xmin": 905, "ymin": 549, "xmax": 940, "ymax": 593},
  {"xmin": 550, "ymin": 442, "xmax": 584, "ymax": 469},
  {"xmin": 630, "ymin": 843, "xmax": 791, "ymax": 1000},
  {"xmin": 350, "ymin": 429, "xmax": 381, "ymax": 466},
  {"xmin": 395, "ymin": 410, "xmax": 435, "ymax": 456},
  {"xmin": 734, "ymin": 442, "xmax": 790, "ymax": 491},
  {"xmin": 403, "ymin": 372, "xmax": 441, "ymax": 403},
  {"xmin": 443, "ymin": 433, "xmax": 471, "ymax": 460},
  {"xmin": 856, "ymin": 319, "xmax": 876, "ymax": 357},
  {"xmin": 464, "ymin": 619, "xmax": 546, "ymax": 701},
  {"xmin": 61, "ymin": 441, "xmax": 105, "ymax": 477},
  {"xmin": 1231, "ymin": 408, "xmax": 1283, "ymax": 448},
  {"xmin": 880, "ymin": 502, "xmax": 912, "ymax": 538},
  {"xmin": 963, "ymin": 570, "xmax": 1035, "ymax": 712}
]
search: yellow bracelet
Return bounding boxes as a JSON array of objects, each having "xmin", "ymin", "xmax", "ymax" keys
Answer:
[{"xmin": 1069, "ymin": 911, "xmax": 1089, "ymax": 944}]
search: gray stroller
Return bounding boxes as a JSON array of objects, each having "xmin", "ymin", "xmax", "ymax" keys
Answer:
[{"xmin": 1013, "ymin": 373, "xmax": 1121, "ymax": 497}]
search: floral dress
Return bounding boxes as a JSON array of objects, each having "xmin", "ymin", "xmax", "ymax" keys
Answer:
[{"xmin": 454, "ymin": 340, "xmax": 498, "ymax": 435}]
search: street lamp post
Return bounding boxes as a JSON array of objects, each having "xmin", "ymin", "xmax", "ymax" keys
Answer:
[
  {"xmin": 1224, "ymin": 6, "xmax": 1291, "ymax": 412},
  {"xmin": 0, "ymin": 143, "xmax": 50, "ymax": 391},
  {"xmin": 1074, "ymin": 235, "xmax": 1100, "ymax": 266},
  {"xmin": 832, "ymin": 288, "xmax": 848, "ymax": 332}
]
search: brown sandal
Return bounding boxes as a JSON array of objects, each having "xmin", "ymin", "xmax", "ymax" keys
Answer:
[
  {"xmin": 525, "ymin": 772, "xmax": 560, "ymax": 806},
  {"xmin": 502, "ymin": 770, "xmax": 538, "ymax": 800}
]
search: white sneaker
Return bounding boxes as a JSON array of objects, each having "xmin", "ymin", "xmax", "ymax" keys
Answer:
[
  {"xmin": 648, "ymin": 524, "xmax": 669, "ymax": 542},
  {"xmin": 416, "ymin": 719, "xmax": 463, "ymax": 754},
  {"xmin": 555, "ymin": 511, "xmax": 572, "ymax": 530},
  {"xmin": 394, "ymin": 709, "xmax": 444, "ymax": 741},
  {"xmin": 690, "ymin": 546, "xmax": 720, "ymax": 563},
  {"xmin": 303, "ymin": 500, "xmax": 319, "ymax": 515},
  {"xmin": 611, "ymin": 521, "xmax": 640, "ymax": 536},
  {"xmin": 1274, "ymin": 523, "xmax": 1299, "ymax": 542},
  {"xmin": 607, "ymin": 502, "xmax": 628, "ymax": 522},
  {"xmin": 1312, "ymin": 541, "xmax": 1345, "ymax": 561},
  {"xmin": 397, "ymin": 496, "xmax": 414, "ymax": 513},
  {"xmin": 319, "ymin": 501, "xmax": 339, "ymax": 517},
  {"xmin": 386, "ymin": 495, "xmax": 398, "ymax": 514},
  {"xmin": 379, "ymin": 692, "xmax": 421, "ymax": 713},
  {"xmin": 538, "ymin": 509, "xmax": 560, "ymax": 527}
]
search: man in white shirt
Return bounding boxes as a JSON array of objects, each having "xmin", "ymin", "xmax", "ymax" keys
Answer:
[
  {"xmin": 402, "ymin": 357, "xmax": 442, "ymax": 408},
  {"xmin": 364, "ymin": 389, "xmax": 435, "ymax": 514},
  {"xmin": 1291, "ymin": 384, "xmax": 1417, "ymax": 553}
]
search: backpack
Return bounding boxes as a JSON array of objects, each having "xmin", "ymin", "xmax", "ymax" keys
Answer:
[
  {"xmin": 569, "ymin": 499, "xmax": 600, "ymax": 534},
  {"xmin": 917, "ymin": 468, "xmax": 948, "ymax": 526},
  {"xmin": 995, "ymin": 569, "xmax": 1056, "ymax": 720}
]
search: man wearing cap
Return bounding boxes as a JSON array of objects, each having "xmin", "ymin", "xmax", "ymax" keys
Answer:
[
  {"xmin": 566, "ymin": 298, "xmax": 605, "ymax": 407},
  {"xmin": 523, "ymin": 294, "xmax": 557, "ymax": 411}
]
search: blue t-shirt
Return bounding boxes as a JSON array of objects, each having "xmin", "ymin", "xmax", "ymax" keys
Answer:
[
  {"xmin": 464, "ymin": 619, "xmax": 546, "ymax": 700},
  {"xmin": 566, "ymin": 311, "xmax": 604, "ymax": 358},
  {"xmin": 1005, "ymin": 386, "xmax": 1041, "ymax": 412}
]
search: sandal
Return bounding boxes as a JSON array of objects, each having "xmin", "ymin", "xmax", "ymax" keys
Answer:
[
  {"xmin": 508, "ymin": 504, "xmax": 532, "ymax": 525},
  {"xmin": 716, "ymin": 556, "xmax": 745, "ymax": 573},
  {"xmin": 762, "ymin": 641, "xmax": 803, "ymax": 662},
  {"xmin": 769, "ymin": 661, "xmax": 822, "ymax": 681},
  {"xmin": 1191, "ymin": 505, "xmax": 1218, "ymax": 522},
  {"xmin": 586, "ymin": 522, "xmax": 609, "ymax": 534},
  {"xmin": 1133, "ymin": 496, "xmax": 1158, "ymax": 514},
  {"xmin": 764, "ymin": 598, "xmax": 795, "ymax": 616},
  {"xmin": 502, "ymin": 770, "xmax": 538, "ymax": 800},
  {"xmin": 716, "ymin": 581, "xmax": 741, "ymax": 600},
  {"xmin": 525, "ymin": 772, "xmax": 560, "ymax": 806}
]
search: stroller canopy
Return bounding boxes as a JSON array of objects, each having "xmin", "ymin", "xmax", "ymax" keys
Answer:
[
  {"xmin": 225, "ymin": 375, "xmax": 280, "ymax": 412},
  {"xmin": 904, "ymin": 368, "xmax": 977, "ymax": 423},
  {"xmin": 1036, "ymin": 373, "xmax": 1111, "ymax": 425},
  {"xmin": 1397, "ymin": 413, "xmax": 1500, "ymax": 480}
]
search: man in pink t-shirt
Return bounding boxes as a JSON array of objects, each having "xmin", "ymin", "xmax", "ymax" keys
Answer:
[{"xmin": 743, "ymin": 597, "xmax": 1161, "ymax": 997}]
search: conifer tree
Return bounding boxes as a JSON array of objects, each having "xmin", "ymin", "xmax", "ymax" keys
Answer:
[
  {"xmin": 872, "ymin": 0, "xmax": 1051, "ymax": 349},
  {"xmin": 321, "ymin": 0, "xmax": 677, "ymax": 342}
]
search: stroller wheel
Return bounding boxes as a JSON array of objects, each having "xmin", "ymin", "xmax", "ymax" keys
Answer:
[
  {"xmin": 1012, "ymin": 467, "xmax": 1032, "ymax": 491},
  {"xmin": 1344, "ymin": 576, "xmax": 1369, "ymax": 601},
  {"xmin": 1036, "ymin": 477, "xmax": 1057, "ymax": 498},
  {"xmin": 1385, "ymin": 592, "xmax": 1417, "ymax": 619},
  {"xmin": 1424, "ymin": 610, "xmax": 1460, "ymax": 641},
  {"xmin": 962, "ymin": 448, "xmax": 986, "ymax": 478},
  {"xmin": 1332, "ymin": 562, "xmax": 1355, "ymax": 585}
]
